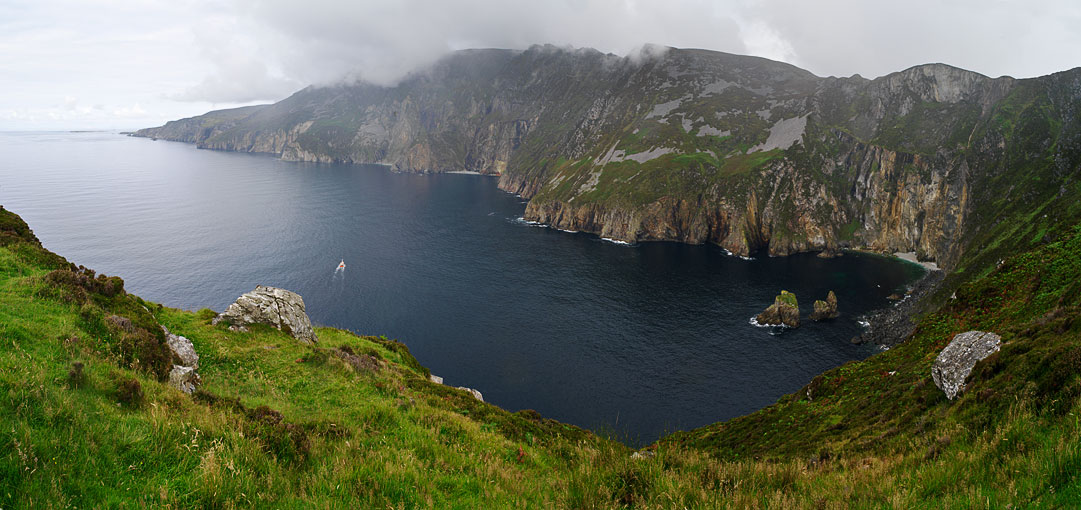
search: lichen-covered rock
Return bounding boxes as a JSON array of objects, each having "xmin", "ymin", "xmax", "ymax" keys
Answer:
[
  {"xmin": 165, "ymin": 328, "xmax": 199, "ymax": 368},
  {"xmin": 932, "ymin": 331, "xmax": 1001, "ymax": 400},
  {"xmin": 456, "ymin": 387, "xmax": 484, "ymax": 402},
  {"xmin": 163, "ymin": 326, "xmax": 200, "ymax": 394},
  {"xmin": 810, "ymin": 291, "xmax": 839, "ymax": 321},
  {"xmin": 169, "ymin": 365, "xmax": 199, "ymax": 394},
  {"xmin": 756, "ymin": 290, "xmax": 800, "ymax": 328},
  {"xmin": 213, "ymin": 285, "xmax": 317, "ymax": 344}
]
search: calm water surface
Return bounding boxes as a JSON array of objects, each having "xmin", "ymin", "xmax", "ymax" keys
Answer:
[{"xmin": 0, "ymin": 131, "xmax": 924, "ymax": 444}]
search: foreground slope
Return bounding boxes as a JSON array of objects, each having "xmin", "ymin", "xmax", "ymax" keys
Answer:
[
  {"xmin": 135, "ymin": 46, "xmax": 1081, "ymax": 274},
  {"xmin": 0, "ymin": 206, "xmax": 621, "ymax": 508},
  {"xmin": 4, "ymin": 204, "xmax": 1081, "ymax": 508}
]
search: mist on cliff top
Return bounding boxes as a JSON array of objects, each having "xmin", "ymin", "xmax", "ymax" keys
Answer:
[
  {"xmin": 193, "ymin": 0, "xmax": 1081, "ymax": 97},
  {"xmin": 2, "ymin": 0, "xmax": 1080, "ymax": 130}
]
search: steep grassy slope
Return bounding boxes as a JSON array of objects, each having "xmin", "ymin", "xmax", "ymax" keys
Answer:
[
  {"xmin": 666, "ymin": 223, "xmax": 1081, "ymax": 504},
  {"xmin": 5, "ymin": 204, "xmax": 1081, "ymax": 508}
]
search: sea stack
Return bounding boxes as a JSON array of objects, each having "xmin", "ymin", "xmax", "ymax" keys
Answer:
[
  {"xmin": 756, "ymin": 290, "xmax": 800, "ymax": 328},
  {"xmin": 810, "ymin": 291, "xmax": 839, "ymax": 321}
]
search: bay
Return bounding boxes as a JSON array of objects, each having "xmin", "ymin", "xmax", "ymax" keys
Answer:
[{"xmin": 0, "ymin": 131, "xmax": 924, "ymax": 445}]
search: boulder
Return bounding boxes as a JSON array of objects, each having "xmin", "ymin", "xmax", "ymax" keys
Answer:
[
  {"xmin": 213, "ymin": 285, "xmax": 317, "ymax": 344},
  {"xmin": 163, "ymin": 326, "xmax": 200, "ymax": 394},
  {"xmin": 931, "ymin": 331, "xmax": 1002, "ymax": 400},
  {"xmin": 165, "ymin": 328, "xmax": 199, "ymax": 368},
  {"xmin": 756, "ymin": 290, "xmax": 800, "ymax": 328},
  {"xmin": 810, "ymin": 291, "xmax": 839, "ymax": 321}
]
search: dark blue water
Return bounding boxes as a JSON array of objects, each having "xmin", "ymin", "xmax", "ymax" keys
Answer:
[{"xmin": 0, "ymin": 131, "xmax": 924, "ymax": 445}]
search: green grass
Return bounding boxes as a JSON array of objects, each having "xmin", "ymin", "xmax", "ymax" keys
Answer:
[
  {"xmin": 717, "ymin": 149, "xmax": 783, "ymax": 177},
  {"xmin": 5, "ymin": 205, "xmax": 1081, "ymax": 507},
  {"xmin": 871, "ymin": 101, "xmax": 984, "ymax": 155},
  {"xmin": 773, "ymin": 290, "xmax": 798, "ymax": 308}
]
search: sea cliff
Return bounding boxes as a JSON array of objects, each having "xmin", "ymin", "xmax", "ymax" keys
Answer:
[{"xmin": 135, "ymin": 46, "xmax": 1081, "ymax": 274}]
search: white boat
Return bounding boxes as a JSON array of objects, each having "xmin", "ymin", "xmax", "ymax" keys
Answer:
[{"xmin": 336, "ymin": 259, "xmax": 345, "ymax": 270}]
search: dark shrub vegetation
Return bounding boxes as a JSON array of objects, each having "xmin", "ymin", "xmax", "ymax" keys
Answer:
[
  {"xmin": 116, "ymin": 377, "xmax": 143, "ymax": 408},
  {"xmin": 67, "ymin": 362, "xmax": 86, "ymax": 389}
]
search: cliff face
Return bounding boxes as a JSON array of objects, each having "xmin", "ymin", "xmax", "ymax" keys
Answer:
[{"xmin": 135, "ymin": 46, "xmax": 1081, "ymax": 270}]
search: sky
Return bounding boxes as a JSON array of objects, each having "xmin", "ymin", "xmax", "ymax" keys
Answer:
[{"xmin": 2, "ymin": 0, "xmax": 1079, "ymax": 130}]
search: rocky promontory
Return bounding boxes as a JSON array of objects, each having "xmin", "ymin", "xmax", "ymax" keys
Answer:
[{"xmin": 852, "ymin": 271, "xmax": 944, "ymax": 347}]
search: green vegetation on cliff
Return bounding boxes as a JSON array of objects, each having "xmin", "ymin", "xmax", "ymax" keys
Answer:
[{"xmin": 4, "ymin": 205, "xmax": 1081, "ymax": 507}]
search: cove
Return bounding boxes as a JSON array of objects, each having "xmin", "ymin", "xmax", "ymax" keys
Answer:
[{"xmin": 0, "ymin": 131, "xmax": 925, "ymax": 445}]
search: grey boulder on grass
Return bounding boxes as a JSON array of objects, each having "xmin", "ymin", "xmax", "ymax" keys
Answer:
[
  {"xmin": 213, "ymin": 285, "xmax": 318, "ymax": 344},
  {"xmin": 932, "ymin": 330, "xmax": 1002, "ymax": 400},
  {"xmin": 164, "ymin": 326, "xmax": 200, "ymax": 394}
]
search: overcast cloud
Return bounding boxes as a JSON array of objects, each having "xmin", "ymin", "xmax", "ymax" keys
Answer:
[{"xmin": 1, "ymin": 0, "xmax": 1079, "ymax": 130}]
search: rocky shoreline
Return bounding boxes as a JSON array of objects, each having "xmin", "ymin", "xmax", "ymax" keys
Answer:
[{"xmin": 851, "ymin": 269, "xmax": 946, "ymax": 347}]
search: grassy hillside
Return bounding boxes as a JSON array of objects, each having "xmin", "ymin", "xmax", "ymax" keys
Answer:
[{"xmin": 4, "ymin": 204, "xmax": 1081, "ymax": 508}]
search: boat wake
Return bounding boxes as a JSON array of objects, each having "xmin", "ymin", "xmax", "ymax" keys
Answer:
[{"xmin": 329, "ymin": 260, "xmax": 347, "ymax": 296}]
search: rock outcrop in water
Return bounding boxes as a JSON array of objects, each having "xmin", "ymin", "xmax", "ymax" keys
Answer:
[
  {"xmin": 931, "ymin": 330, "xmax": 1002, "ymax": 400},
  {"xmin": 213, "ymin": 286, "xmax": 318, "ymax": 344},
  {"xmin": 810, "ymin": 291, "xmax": 839, "ymax": 321},
  {"xmin": 756, "ymin": 290, "xmax": 800, "ymax": 328},
  {"xmin": 134, "ymin": 46, "xmax": 1081, "ymax": 272}
]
